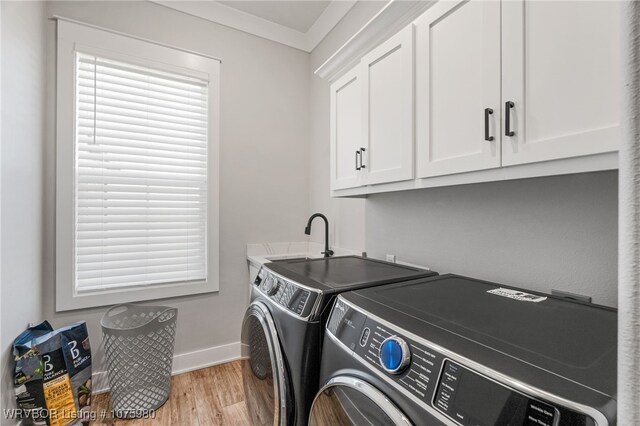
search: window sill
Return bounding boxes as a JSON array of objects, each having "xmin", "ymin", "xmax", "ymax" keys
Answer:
[{"xmin": 55, "ymin": 277, "xmax": 219, "ymax": 312}]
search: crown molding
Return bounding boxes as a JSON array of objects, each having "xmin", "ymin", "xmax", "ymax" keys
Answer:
[
  {"xmin": 306, "ymin": 1, "xmax": 357, "ymax": 50},
  {"xmin": 315, "ymin": 0, "xmax": 435, "ymax": 82},
  {"xmin": 148, "ymin": 0, "xmax": 356, "ymax": 53}
]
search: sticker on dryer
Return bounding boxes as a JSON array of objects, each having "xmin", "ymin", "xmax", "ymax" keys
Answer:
[{"xmin": 487, "ymin": 288, "xmax": 547, "ymax": 303}]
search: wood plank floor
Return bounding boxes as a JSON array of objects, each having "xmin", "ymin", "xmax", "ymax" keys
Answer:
[{"xmin": 91, "ymin": 360, "xmax": 251, "ymax": 425}]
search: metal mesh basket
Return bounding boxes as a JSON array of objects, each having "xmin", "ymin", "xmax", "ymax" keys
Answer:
[{"xmin": 101, "ymin": 303, "xmax": 177, "ymax": 418}]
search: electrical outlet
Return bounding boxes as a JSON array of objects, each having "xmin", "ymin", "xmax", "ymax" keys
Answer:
[{"xmin": 386, "ymin": 254, "xmax": 396, "ymax": 263}]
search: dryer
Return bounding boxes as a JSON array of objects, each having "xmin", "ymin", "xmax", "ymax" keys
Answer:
[
  {"xmin": 241, "ymin": 256, "xmax": 437, "ymax": 426},
  {"xmin": 311, "ymin": 274, "xmax": 616, "ymax": 426}
]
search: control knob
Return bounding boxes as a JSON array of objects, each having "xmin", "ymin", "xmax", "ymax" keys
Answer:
[
  {"xmin": 264, "ymin": 277, "xmax": 280, "ymax": 296},
  {"xmin": 379, "ymin": 336, "xmax": 411, "ymax": 374}
]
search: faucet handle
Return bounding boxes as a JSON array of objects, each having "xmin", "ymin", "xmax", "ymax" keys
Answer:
[{"xmin": 322, "ymin": 249, "xmax": 334, "ymax": 258}]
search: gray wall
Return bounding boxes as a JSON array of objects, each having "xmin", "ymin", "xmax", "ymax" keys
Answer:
[
  {"xmin": 3, "ymin": 0, "xmax": 310, "ymax": 405},
  {"xmin": 41, "ymin": 0, "xmax": 310, "ymax": 367},
  {"xmin": 307, "ymin": 1, "xmax": 388, "ymax": 251},
  {"xmin": 1, "ymin": 0, "xmax": 47, "ymax": 416},
  {"xmin": 366, "ymin": 171, "xmax": 618, "ymax": 307}
]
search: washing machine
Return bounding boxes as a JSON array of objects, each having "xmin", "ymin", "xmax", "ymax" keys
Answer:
[
  {"xmin": 241, "ymin": 256, "xmax": 438, "ymax": 426},
  {"xmin": 310, "ymin": 274, "xmax": 617, "ymax": 426}
]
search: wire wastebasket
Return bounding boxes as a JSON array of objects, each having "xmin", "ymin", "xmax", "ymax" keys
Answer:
[{"xmin": 101, "ymin": 303, "xmax": 178, "ymax": 418}]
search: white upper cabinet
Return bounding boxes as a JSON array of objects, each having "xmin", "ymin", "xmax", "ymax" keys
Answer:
[
  {"xmin": 324, "ymin": 0, "xmax": 621, "ymax": 196},
  {"xmin": 501, "ymin": 0, "xmax": 621, "ymax": 166},
  {"xmin": 360, "ymin": 25, "xmax": 415, "ymax": 185},
  {"xmin": 330, "ymin": 66, "xmax": 363, "ymax": 190},
  {"xmin": 415, "ymin": 0, "xmax": 502, "ymax": 178}
]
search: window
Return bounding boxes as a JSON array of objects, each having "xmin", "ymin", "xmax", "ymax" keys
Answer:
[{"xmin": 56, "ymin": 19, "xmax": 220, "ymax": 311}]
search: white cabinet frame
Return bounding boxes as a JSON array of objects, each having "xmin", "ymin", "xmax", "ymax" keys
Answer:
[
  {"xmin": 330, "ymin": 67, "xmax": 364, "ymax": 190},
  {"xmin": 501, "ymin": 0, "xmax": 621, "ymax": 166},
  {"xmin": 360, "ymin": 25, "xmax": 415, "ymax": 185},
  {"xmin": 415, "ymin": 0, "xmax": 502, "ymax": 178}
]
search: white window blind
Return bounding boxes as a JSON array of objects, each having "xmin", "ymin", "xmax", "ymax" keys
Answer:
[{"xmin": 75, "ymin": 52, "xmax": 209, "ymax": 292}]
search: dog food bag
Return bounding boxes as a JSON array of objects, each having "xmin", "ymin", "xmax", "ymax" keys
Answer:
[
  {"xmin": 13, "ymin": 321, "xmax": 93, "ymax": 426},
  {"xmin": 13, "ymin": 321, "xmax": 52, "ymax": 425}
]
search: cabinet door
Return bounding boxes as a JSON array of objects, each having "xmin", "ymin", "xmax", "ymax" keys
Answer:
[
  {"xmin": 330, "ymin": 67, "xmax": 363, "ymax": 190},
  {"xmin": 415, "ymin": 0, "xmax": 501, "ymax": 178},
  {"xmin": 502, "ymin": 0, "xmax": 621, "ymax": 166},
  {"xmin": 361, "ymin": 25, "xmax": 414, "ymax": 186}
]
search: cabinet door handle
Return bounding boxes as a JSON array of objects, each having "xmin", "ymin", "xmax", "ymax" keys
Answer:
[
  {"xmin": 359, "ymin": 148, "xmax": 366, "ymax": 169},
  {"xmin": 484, "ymin": 108, "xmax": 494, "ymax": 141},
  {"xmin": 505, "ymin": 101, "xmax": 515, "ymax": 136},
  {"xmin": 355, "ymin": 150, "xmax": 361, "ymax": 171}
]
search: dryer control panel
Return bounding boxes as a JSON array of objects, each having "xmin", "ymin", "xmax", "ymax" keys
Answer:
[
  {"xmin": 254, "ymin": 267, "xmax": 318, "ymax": 318},
  {"xmin": 326, "ymin": 296, "xmax": 598, "ymax": 426}
]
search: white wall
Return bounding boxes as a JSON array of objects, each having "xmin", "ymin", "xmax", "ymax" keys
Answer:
[
  {"xmin": 1, "ymin": 0, "xmax": 47, "ymax": 417},
  {"xmin": 41, "ymin": 0, "xmax": 309, "ymax": 389},
  {"xmin": 307, "ymin": 1, "xmax": 387, "ymax": 252}
]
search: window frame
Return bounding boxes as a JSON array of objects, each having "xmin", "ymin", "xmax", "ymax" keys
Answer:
[{"xmin": 56, "ymin": 19, "xmax": 220, "ymax": 312}]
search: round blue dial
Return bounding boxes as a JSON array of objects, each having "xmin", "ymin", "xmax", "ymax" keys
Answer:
[{"xmin": 380, "ymin": 339, "xmax": 403, "ymax": 371}]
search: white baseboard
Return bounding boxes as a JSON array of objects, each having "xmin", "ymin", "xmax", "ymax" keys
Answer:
[
  {"xmin": 92, "ymin": 371, "xmax": 111, "ymax": 394},
  {"xmin": 93, "ymin": 341, "xmax": 242, "ymax": 393},
  {"xmin": 172, "ymin": 341, "xmax": 241, "ymax": 375}
]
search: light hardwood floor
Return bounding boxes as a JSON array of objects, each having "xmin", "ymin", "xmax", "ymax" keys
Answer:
[{"xmin": 92, "ymin": 360, "xmax": 251, "ymax": 425}]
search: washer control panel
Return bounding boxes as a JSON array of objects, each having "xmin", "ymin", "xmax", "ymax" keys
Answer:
[
  {"xmin": 328, "ymin": 297, "xmax": 444, "ymax": 405},
  {"xmin": 433, "ymin": 360, "xmax": 558, "ymax": 426},
  {"xmin": 254, "ymin": 267, "xmax": 317, "ymax": 317},
  {"xmin": 326, "ymin": 296, "xmax": 597, "ymax": 426},
  {"xmin": 355, "ymin": 313, "xmax": 444, "ymax": 405}
]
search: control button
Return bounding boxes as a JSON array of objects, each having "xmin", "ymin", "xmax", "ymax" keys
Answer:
[
  {"xmin": 254, "ymin": 272, "xmax": 263, "ymax": 285},
  {"xmin": 525, "ymin": 400, "xmax": 556, "ymax": 426},
  {"xmin": 274, "ymin": 282, "xmax": 286, "ymax": 302},
  {"xmin": 359, "ymin": 327, "xmax": 370, "ymax": 347},
  {"xmin": 294, "ymin": 291, "xmax": 309, "ymax": 315},
  {"xmin": 379, "ymin": 336, "xmax": 411, "ymax": 374},
  {"xmin": 261, "ymin": 275, "xmax": 272, "ymax": 292},
  {"xmin": 268, "ymin": 279, "xmax": 281, "ymax": 296},
  {"xmin": 263, "ymin": 276, "xmax": 280, "ymax": 296},
  {"xmin": 280, "ymin": 284, "xmax": 294, "ymax": 306}
]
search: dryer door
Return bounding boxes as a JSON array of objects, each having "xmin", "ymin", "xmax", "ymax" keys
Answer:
[
  {"xmin": 241, "ymin": 301, "xmax": 290, "ymax": 426},
  {"xmin": 309, "ymin": 376, "xmax": 411, "ymax": 426}
]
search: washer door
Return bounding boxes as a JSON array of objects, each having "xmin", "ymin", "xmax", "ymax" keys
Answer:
[
  {"xmin": 241, "ymin": 301, "xmax": 289, "ymax": 426},
  {"xmin": 308, "ymin": 376, "xmax": 411, "ymax": 426}
]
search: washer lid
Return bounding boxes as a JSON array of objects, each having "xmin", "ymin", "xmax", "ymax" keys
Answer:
[
  {"xmin": 265, "ymin": 256, "xmax": 437, "ymax": 293},
  {"xmin": 348, "ymin": 274, "xmax": 617, "ymax": 398}
]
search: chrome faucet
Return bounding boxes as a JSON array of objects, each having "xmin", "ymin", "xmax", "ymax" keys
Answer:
[{"xmin": 304, "ymin": 213, "xmax": 334, "ymax": 258}]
